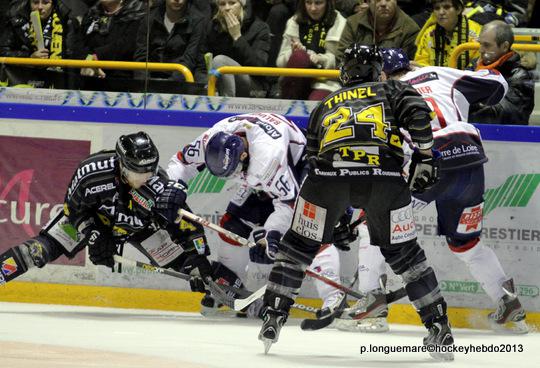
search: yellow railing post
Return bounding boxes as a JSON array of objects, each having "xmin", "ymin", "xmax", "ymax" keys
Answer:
[
  {"xmin": 0, "ymin": 57, "xmax": 194, "ymax": 83},
  {"xmin": 207, "ymin": 66, "xmax": 340, "ymax": 96},
  {"xmin": 449, "ymin": 42, "xmax": 540, "ymax": 69}
]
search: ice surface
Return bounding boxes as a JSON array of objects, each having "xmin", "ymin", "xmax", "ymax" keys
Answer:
[{"xmin": 0, "ymin": 302, "xmax": 537, "ymax": 368}]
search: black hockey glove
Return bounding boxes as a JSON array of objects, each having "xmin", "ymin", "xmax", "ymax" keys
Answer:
[
  {"xmin": 408, "ymin": 148, "xmax": 440, "ymax": 194},
  {"xmin": 249, "ymin": 229, "xmax": 281, "ymax": 264},
  {"xmin": 332, "ymin": 208, "xmax": 358, "ymax": 251},
  {"xmin": 84, "ymin": 225, "xmax": 117, "ymax": 269},
  {"xmin": 153, "ymin": 180, "xmax": 188, "ymax": 227},
  {"xmin": 181, "ymin": 253, "xmax": 214, "ymax": 293}
]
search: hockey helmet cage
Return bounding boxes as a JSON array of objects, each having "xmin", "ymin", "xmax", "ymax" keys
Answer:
[
  {"xmin": 205, "ymin": 132, "xmax": 245, "ymax": 177},
  {"xmin": 116, "ymin": 131, "xmax": 159, "ymax": 174},
  {"xmin": 339, "ymin": 44, "xmax": 383, "ymax": 86},
  {"xmin": 381, "ymin": 48, "xmax": 410, "ymax": 75}
]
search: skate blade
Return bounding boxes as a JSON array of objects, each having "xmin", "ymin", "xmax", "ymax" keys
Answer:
[
  {"xmin": 429, "ymin": 351, "xmax": 454, "ymax": 362},
  {"xmin": 262, "ymin": 339, "xmax": 273, "ymax": 354},
  {"xmin": 490, "ymin": 319, "xmax": 529, "ymax": 334},
  {"xmin": 334, "ymin": 317, "xmax": 389, "ymax": 333}
]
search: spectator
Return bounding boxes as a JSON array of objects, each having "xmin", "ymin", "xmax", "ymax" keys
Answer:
[
  {"xmin": 206, "ymin": 0, "xmax": 271, "ymax": 97},
  {"xmin": 463, "ymin": 1, "xmax": 529, "ymax": 27},
  {"xmin": 469, "ymin": 21, "xmax": 534, "ymax": 125},
  {"xmin": 80, "ymin": 0, "xmax": 145, "ymax": 78},
  {"xmin": 133, "ymin": 0, "xmax": 207, "ymax": 82},
  {"xmin": 276, "ymin": 0, "xmax": 346, "ymax": 100},
  {"xmin": 251, "ymin": 0, "xmax": 297, "ymax": 67},
  {"xmin": 414, "ymin": 0, "xmax": 481, "ymax": 69},
  {"xmin": 336, "ymin": 0, "xmax": 419, "ymax": 62},
  {"xmin": 0, "ymin": 0, "xmax": 83, "ymax": 59}
]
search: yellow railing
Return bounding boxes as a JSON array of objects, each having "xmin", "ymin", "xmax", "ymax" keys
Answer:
[
  {"xmin": 207, "ymin": 66, "xmax": 339, "ymax": 96},
  {"xmin": 449, "ymin": 42, "xmax": 540, "ymax": 69},
  {"xmin": 0, "ymin": 57, "xmax": 194, "ymax": 83},
  {"xmin": 514, "ymin": 35, "xmax": 540, "ymax": 42}
]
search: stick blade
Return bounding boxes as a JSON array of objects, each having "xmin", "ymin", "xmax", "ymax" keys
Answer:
[{"xmin": 234, "ymin": 285, "xmax": 267, "ymax": 311}]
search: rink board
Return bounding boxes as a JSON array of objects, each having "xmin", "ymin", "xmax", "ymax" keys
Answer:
[{"xmin": 0, "ymin": 88, "xmax": 539, "ymax": 329}]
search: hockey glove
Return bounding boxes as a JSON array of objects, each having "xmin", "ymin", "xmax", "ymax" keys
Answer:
[
  {"xmin": 84, "ymin": 225, "xmax": 117, "ymax": 269},
  {"xmin": 408, "ymin": 148, "xmax": 440, "ymax": 194},
  {"xmin": 153, "ymin": 180, "xmax": 188, "ymax": 226},
  {"xmin": 333, "ymin": 208, "xmax": 358, "ymax": 251},
  {"xmin": 181, "ymin": 253, "xmax": 214, "ymax": 293},
  {"xmin": 249, "ymin": 229, "xmax": 281, "ymax": 264}
]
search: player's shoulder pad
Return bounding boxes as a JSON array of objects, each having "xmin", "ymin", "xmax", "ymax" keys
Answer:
[{"xmin": 66, "ymin": 151, "xmax": 117, "ymax": 197}]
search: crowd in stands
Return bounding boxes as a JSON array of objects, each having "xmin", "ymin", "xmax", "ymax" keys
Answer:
[{"xmin": 0, "ymin": 0, "xmax": 538, "ymax": 124}]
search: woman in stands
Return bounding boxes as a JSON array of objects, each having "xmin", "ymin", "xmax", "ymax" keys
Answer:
[
  {"xmin": 414, "ymin": 0, "xmax": 481, "ymax": 69},
  {"xmin": 276, "ymin": 0, "xmax": 346, "ymax": 100},
  {"xmin": 205, "ymin": 0, "xmax": 271, "ymax": 97},
  {"xmin": 0, "ymin": 0, "xmax": 82, "ymax": 60}
]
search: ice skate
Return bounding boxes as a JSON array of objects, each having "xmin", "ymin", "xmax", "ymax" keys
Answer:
[
  {"xmin": 258, "ymin": 306, "xmax": 288, "ymax": 354},
  {"xmin": 424, "ymin": 321, "xmax": 454, "ymax": 361},
  {"xmin": 334, "ymin": 288, "xmax": 389, "ymax": 332},
  {"xmin": 316, "ymin": 291, "xmax": 346, "ymax": 320},
  {"xmin": 488, "ymin": 279, "xmax": 528, "ymax": 334}
]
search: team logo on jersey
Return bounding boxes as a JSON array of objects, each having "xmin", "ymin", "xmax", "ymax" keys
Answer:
[
  {"xmin": 407, "ymin": 72, "xmax": 438, "ymax": 86},
  {"xmin": 1, "ymin": 257, "xmax": 18, "ymax": 276},
  {"xmin": 129, "ymin": 189, "xmax": 155, "ymax": 211},
  {"xmin": 337, "ymin": 146, "xmax": 380, "ymax": 167},
  {"xmin": 193, "ymin": 237, "xmax": 206, "ymax": 255},
  {"xmin": 255, "ymin": 120, "xmax": 282, "ymax": 139},
  {"xmin": 85, "ymin": 182, "xmax": 115, "ymax": 196},
  {"xmin": 390, "ymin": 203, "xmax": 416, "ymax": 244},
  {"xmin": 457, "ymin": 203, "xmax": 483, "ymax": 234},
  {"xmin": 292, "ymin": 198, "xmax": 326, "ymax": 241}
]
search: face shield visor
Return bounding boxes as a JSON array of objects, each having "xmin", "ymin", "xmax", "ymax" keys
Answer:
[{"xmin": 120, "ymin": 164, "xmax": 154, "ymax": 189}]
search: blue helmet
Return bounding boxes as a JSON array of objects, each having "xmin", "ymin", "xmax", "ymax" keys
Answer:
[
  {"xmin": 339, "ymin": 44, "xmax": 383, "ymax": 86},
  {"xmin": 380, "ymin": 48, "xmax": 410, "ymax": 75},
  {"xmin": 205, "ymin": 132, "xmax": 245, "ymax": 177}
]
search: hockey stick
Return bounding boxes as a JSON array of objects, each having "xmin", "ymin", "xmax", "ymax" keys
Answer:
[
  {"xmin": 177, "ymin": 209, "xmax": 408, "ymax": 310},
  {"xmin": 113, "ymin": 255, "xmax": 250, "ymax": 299},
  {"xmin": 114, "ymin": 255, "xmax": 320, "ymax": 315},
  {"xmin": 178, "ymin": 209, "xmax": 256, "ymax": 247},
  {"xmin": 300, "ymin": 272, "xmax": 358, "ymax": 331}
]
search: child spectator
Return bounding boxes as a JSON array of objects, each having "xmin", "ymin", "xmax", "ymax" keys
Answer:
[{"xmin": 276, "ymin": 0, "xmax": 346, "ymax": 100}]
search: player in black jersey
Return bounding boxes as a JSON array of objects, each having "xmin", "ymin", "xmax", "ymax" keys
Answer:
[
  {"xmin": 258, "ymin": 44, "xmax": 454, "ymax": 361},
  {"xmin": 0, "ymin": 132, "xmax": 214, "ymax": 291}
]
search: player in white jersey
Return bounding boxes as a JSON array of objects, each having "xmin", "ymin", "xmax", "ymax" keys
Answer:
[
  {"xmin": 336, "ymin": 48, "xmax": 528, "ymax": 334},
  {"xmin": 167, "ymin": 112, "xmax": 352, "ymax": 316}
]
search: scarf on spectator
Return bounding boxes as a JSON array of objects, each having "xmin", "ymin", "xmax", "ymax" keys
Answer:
[
  {"xmin": 299, "ymin": 21, "xmax": 327, "ymax": 54},
  {"xmin": 434, "ymin": 14, "xmax": 470, "ymax": 69},
  {"xmin": 27, "ymin": 12, "xmax": 63, "ymax": 59},
  {"xmin": 475, "ymin": 50, "xmax": 515, "ymax": 71}
]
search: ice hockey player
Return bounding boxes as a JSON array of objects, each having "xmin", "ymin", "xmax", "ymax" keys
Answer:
[
  {"xmin": 167, "ymin": 112, "xmax": 356, "ymax": 317},
  {"xmin": 0, "ymin": 132, "xmax": 215, "ymax": 293},
  {"xmin": 257, "ymin": 43, "xmax": 454, "ymax": 361},
  {"xmin": 336, "ymin": 48, "xmax": 528, "ymax": 334}
]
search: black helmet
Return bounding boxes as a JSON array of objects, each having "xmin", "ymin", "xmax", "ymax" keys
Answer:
[
  {"xmin": 116, "ymin": 131, "xmax": 159, "ymax": 174},
  {"xmin": 339, "ymin": 44, "xmax": 383, "ymax": 86}
]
